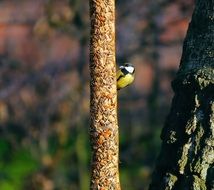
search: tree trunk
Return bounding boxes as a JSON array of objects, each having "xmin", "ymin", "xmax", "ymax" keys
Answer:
[
  {"xmin": 89, "ymin": 0, "xmax": 120, "ymax": 189},
  {"xmin": 149, "ymin": 0, "xmax": 214, "ymax": 190}
]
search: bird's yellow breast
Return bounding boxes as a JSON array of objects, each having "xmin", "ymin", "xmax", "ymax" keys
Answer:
[{"xmin": 117, "ymin": 71, "xmax": 134, "ymax": 90}]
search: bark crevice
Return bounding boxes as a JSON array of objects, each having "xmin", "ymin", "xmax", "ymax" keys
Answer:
[{"xmin": 149, "ymin": 0, "xmax": 214, "ymax": 189}]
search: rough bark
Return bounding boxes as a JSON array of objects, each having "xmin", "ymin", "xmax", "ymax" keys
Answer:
[
  {"xmin": 149, "ymin": 0, "xmax": 214, "ymax": 190},
  {"xmin": 89, "ymin": 0, "xmax": 120, "ymax": 189}
]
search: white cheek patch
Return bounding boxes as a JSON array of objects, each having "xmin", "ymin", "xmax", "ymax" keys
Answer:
[{"xmin": 125, "ymin": 66, "xmax": 134, "ymax": 73}]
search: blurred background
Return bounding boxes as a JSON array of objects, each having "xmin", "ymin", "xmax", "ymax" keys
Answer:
[{"xmin": 0, "ymin": 0, "xmax": 194, "ymax": 190}]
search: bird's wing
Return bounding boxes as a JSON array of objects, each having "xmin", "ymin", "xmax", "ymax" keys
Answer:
[{"xmin": 116, "ymin": 69, "xmax": 125, "ymax": 81}]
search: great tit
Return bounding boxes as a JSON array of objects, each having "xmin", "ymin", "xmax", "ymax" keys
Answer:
[{"xmin": 117, "ymin": 63, "xmax": 135, "ymax": 90}]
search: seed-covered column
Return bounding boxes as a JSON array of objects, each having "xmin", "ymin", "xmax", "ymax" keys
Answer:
[{"xmin": 89, "ymin": 0, "xmax": 120, "ymax": 189}]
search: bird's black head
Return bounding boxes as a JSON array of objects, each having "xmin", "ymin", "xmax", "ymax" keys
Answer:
[{"xmin": 124, "ymin": 63, "xmax": 135, "ymax": 74}]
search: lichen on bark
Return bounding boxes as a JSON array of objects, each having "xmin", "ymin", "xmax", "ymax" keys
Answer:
[{"xmin": 149, "ymin": 0, "xmax": 214, "ymax": 189}]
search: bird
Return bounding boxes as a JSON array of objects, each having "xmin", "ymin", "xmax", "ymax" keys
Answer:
[{"xmin": 117, "ymin": 63, "xmax": 135, "ymax": 90}]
